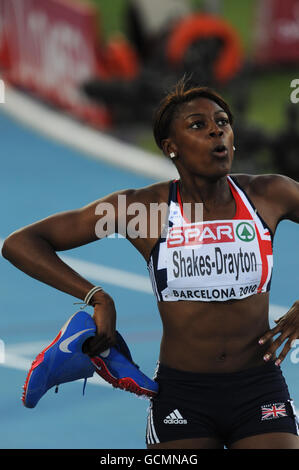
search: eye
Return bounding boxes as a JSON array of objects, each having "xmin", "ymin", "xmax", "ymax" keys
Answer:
[
  {"xmin": 190, "ymin": 120, "xmax": 205, "ymax": 129},
  {"xmin": 216, "ymin": 118, "xmax": 229, "ymax": 126}
]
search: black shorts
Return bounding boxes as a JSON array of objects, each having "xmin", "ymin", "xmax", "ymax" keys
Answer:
[{"xmin": 146, "ymin": 361, "xmax": 299, "ymax": 447}]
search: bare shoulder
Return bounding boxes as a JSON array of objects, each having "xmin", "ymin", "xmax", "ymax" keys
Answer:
[
  {"xmin": 232, "ymin": 173, "xmax": 299, "ymax": 223},
  {"xmin": 247, "ymin": 174, "xmax": 298, "ymax": 205},
  {"xmin": 124, "ymin": 180, "xmax": 172, "ymax": 205},
  {"xmin": 231, "ymin": 173, "xmax": 298, "ymax": 197},
  {"xmin": 229, "ymin": 173, "xmax": 254, "ymax": 190},
  {"xmin": 91, "ymin": 180, "xmax": 172, "ymax": 209},
  {"xmin": 250, "ymin": 173, "xmax": 297, "ymax": 194}
]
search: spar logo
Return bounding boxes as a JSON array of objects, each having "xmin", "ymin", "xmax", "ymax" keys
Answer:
[
  {"xmin": 167, "ymin": 222, "xmax": 234, "ymax": 247},
  {"xmin": 236, "ymin": 222, "xmax": 255, "ymax": 242}
]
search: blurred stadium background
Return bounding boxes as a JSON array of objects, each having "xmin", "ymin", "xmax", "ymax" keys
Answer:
[{"xmin": 0, "ymin": 0, "xmax": 298, "ymax": 449}]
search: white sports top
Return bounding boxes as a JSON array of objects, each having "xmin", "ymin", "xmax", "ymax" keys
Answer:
[{"xmin": 147, "ymin": 176, "xmax": 274, "ymax": 302}]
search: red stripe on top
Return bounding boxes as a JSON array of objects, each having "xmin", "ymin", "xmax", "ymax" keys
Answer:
[
  {"xmin": 176, "ymin": 183, "xmax": 191, "ymax": 224},
  {"xmin": 226, "ymin": 179, "xmax": 273, "ymax": 292},
  {"xmin": 227, "ymin": 178, "xmax": 252, "ymax": 220},
  {"xmin": 176, "ymin": 178, "xmax": 273, "ymax": 293},
  {"xmin": 176, "ymin": 178, "xmax": 252, "ymax": 222}
]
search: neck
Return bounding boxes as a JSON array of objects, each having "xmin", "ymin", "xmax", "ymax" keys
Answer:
[{"xmin": 178, "ymin": 173, "xmax": 231, "ymax": 209}]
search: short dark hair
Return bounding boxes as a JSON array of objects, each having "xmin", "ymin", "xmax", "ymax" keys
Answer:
[{"xmin": 153, "ymin": 76, "xmax": 233, "ymax": 150}]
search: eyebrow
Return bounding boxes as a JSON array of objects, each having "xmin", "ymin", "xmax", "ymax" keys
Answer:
[{"xmin": 184, "ymin": 110, "xmax": 227, "ymax": 120}]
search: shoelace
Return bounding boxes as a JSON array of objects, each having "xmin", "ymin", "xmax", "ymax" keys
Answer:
[{"xmin": 54, "ymin": 377, "xmax": 88, "ymax": 397}]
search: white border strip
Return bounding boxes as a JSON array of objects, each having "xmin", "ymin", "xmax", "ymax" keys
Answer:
[
  {"xmin": 1, "ymin": 86, "xmax": 178, "ymax": 180},
  {"xmin": 0, "ymin": 237, "xmax": 152, "ymax": 293}
]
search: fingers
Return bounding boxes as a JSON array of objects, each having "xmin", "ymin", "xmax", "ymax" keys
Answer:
[
  {"xmin": 259, "ymin": 324, "xmax": 297, "ymax": 366},
  {"xmin": 258, "ymin": 322, "xmax": 284, "ymax": 345},
  {"xmin": 262, "ymin": 331, "xmax": 290, "ymax": 365},
  {"xmin": 258, "ymin": 302, "xmax": 299, "ymax": 366},
  {"xmin": 82, "ymin": 333, "xmax": 116, "ymax": 356},
  {"xmin": 273, "ymin": 338, "xmax": 294, "ymax": 366},
  {"xmin": 84, "ymin": 300, "xmax": 117, "ymax": 356}
]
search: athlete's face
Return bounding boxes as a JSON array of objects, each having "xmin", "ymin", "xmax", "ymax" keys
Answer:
[{"xmin": 164, "ymin": 97, "xmax": 234, "ymax": 178}]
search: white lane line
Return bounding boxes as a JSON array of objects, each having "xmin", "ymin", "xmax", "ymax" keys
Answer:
[
  {"xmin": 1, "ymin": 352, "xmax": 31, "ymax": 372},
  {"xmin": 60, "ymin": 254, "xmax": 152, "ymax": 293},
  {"xmin": 1, "ymin": 86, "xmax": 178, "ymax": 181},
  {"xmin": 1, "ymin": 350, "xmax": 110, "ymax": 388},
  {"xmin": 0, "ymin": 304, "xmax": 288, "ymax": 380},
  {"xmin": 0, "ymin": 239, "xmax": 292, "ymax": 381},
  {"xmin": 1, "ymin": 237, "xmax": 151, "ymax": 386},
  {"xmin": 0, "ymin": 237, "xmax": 152, "ymax": 294}
]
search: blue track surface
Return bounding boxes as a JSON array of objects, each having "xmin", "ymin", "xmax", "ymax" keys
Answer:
[{"xmin": 0, "ymin": 109, "xmax": 298, "ymax": 449}]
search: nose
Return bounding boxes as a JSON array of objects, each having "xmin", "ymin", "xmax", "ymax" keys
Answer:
[
  {"xmin": 208, "ymin": 121, "xmax": 223, "ymax": 138},
  {"xmin": 209, "ymin": 126, "xmax": 223, "ymax": 138}
]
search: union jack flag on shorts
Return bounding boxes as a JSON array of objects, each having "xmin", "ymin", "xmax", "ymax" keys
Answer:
[{"xmin": 261, "ymin": 403, "xmax": 287, "ymax": 421}]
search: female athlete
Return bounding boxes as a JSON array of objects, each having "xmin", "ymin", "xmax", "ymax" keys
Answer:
[{"xmin": 2, "ymin": 78, "xmax": 299, "ymax": 449}]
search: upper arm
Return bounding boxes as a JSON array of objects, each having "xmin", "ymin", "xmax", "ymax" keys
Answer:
[
  {"xmin": 271, "ymin": 175, "xmax": 299, "ymax": 223},
  {"xmin": 6, "ymin": 188, "xmax": 136, "ymax": 252},
  {"xmin": 251, "ymin": 174, "xmax": 299, "ymax": 224},
  {"xmin": 3, "ymin": 180, "xmax": 170, "ymax": 256}
]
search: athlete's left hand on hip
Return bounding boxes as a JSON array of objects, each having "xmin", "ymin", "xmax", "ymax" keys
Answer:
[{"xmin": 258, "ymin": 300, "xmax": 299, "ymax": 366}]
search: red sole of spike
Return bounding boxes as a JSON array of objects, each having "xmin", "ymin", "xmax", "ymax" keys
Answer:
[
  {"xmin": 91, "ymin": 357, "xmax": 157, "ymax": 398},
  {"xmin": 22, "ymin": 330, "xmax": 63, "ymax": 406}
]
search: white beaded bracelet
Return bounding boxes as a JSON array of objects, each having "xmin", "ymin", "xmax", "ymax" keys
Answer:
[{"xmin": 74, "ymin": 286, "xmax": 103, "ymax": 308}]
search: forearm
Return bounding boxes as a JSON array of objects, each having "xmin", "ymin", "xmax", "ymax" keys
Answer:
[{"xmin": 2, "ymin": 230, "xmax": 95, "ymax": 301}]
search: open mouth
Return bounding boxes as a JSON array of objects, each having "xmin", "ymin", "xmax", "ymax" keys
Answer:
[{"xmin": 211, "ymin": 144, "xmax": 228, "ymax": 157}]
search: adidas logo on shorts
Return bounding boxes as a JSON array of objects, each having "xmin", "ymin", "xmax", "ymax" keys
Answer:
[{"xmin": 163, "ymin": 409, "xmax": 187, "ymax": 424}]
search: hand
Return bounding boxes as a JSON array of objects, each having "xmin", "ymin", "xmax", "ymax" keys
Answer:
[
  {"xmin": 258, "ymin": 301, "xmax": 299, "ymax": 366},
  {"xmin": 82, "ymin": 292, "xmax": 117, "ymax": 356}
]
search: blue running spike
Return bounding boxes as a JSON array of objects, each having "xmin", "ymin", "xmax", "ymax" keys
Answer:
[
  {"xmin": 22, "ymin": 311, "xmax": 96, "ymax": 408},
  {"xmin": 22, "ymin": 311, "xmax": 158, "ymax": 408}
]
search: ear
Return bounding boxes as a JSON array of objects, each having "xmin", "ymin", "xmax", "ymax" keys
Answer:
[{"xmin": 161, "ymin": 138, "xmax": 177, "ymax": 158}]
